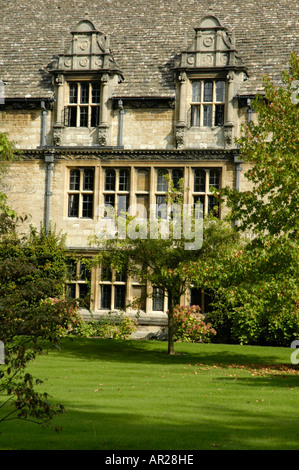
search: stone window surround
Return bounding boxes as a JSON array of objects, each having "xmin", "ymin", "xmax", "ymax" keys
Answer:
[
  {"xmin": 66, "ymin": 163, "xmax": 223, "ymax": 221},
  {"xmin": 66, "ymin": 81, "xmax": 101, "ymax": 128}
]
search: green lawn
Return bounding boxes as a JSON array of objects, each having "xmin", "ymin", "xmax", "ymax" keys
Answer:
[{"xmin": 0, "ymin": 338, "xmax": 298, "ymax": 450}]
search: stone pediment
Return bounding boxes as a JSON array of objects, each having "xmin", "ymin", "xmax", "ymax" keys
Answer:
[
  {"xmin": 50, "ymin": 19, "xmax": 121, "ymax": 74},
  {"xmin": 176, "ymin": 16, "xmax": 245, "ymax": 71}
]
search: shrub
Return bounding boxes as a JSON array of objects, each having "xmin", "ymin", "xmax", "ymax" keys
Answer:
[
  {"xmin": 71, "ymin": 312, "xmax": 138, "ymax": 340},
  {"xmin": 205, "ymin": 309, "xmax": 234, "ymax": 344},
  {"xmin": 172, "ymin": 305, "xmax": 216, "ymax": 343}
]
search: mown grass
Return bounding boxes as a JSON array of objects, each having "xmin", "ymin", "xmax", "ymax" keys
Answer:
[{"xmin": 0, "ymin": 338, "xmax": 298, "ymax": 450}]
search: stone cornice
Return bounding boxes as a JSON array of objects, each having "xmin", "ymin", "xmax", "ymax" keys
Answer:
[{"xmin": 19, "ymin": 147, "xmax": 238, "ymax": 162}]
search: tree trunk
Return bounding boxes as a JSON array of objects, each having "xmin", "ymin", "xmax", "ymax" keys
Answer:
[{"xmin": 167, "ymin": 292, "xmax": 176, "ymax": 355}]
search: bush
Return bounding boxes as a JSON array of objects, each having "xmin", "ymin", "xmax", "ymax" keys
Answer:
[
  {"xmin": 172, "ymin": 305, "xmax": 216, "ymax": 343},
  {"xmin": 71, "ymin": 312, "xmax": 138, "ymax": 340},
  {"xmin": 205, "ymin": 309, "xmax": 234, "ymax": 344}
]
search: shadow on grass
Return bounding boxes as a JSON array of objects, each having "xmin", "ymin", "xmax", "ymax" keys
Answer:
[
  {"xmin": 53, "ymin": 337, "xmax": 296, "ymax": 371},
  {"xmin": 3, "ymin": 400, "xmax": 298, "ymax": 450}
]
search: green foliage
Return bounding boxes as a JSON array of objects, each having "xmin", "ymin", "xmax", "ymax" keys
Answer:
[
  {"xmin": 0, "ymin": 224, "xmax": 81, "ymax": 426},
  {"xmin": 220, "ymin": 52, "xmax": 299, "ymax": 238},
  {"xmin": 172, "ymin": 305, "xmax": 216, "ymax": 343},
  {"xmin": 71, "ymin": 312, "xmax": 137, "ymax": 340},
  {"xmin": 190, "ymin": 236, "xmax": 299, "ymax": 346},
  {"xmin": 191, "ymin": 54, "xmax": 299, "ymax": 346}
]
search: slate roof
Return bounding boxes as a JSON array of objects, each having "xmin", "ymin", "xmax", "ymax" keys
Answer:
[{"xmin": 1, "ymin": 0, "xmax": 298, "ymax": 100}]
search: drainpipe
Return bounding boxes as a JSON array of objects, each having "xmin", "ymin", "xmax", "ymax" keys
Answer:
[
  {"xmin": 247, "ymin": 98, "xmax": 252, "ymax": 123},
  {"xmin": 41, "ymin": 100, "xmax": 48, "ymax": 147},
  {"xmin": 44, "ymin": 152, "xmax": 54, "ymax": 232},
  {"xmin": 118, "ymin": 99, "xmax": 124, "ymax": 147}
]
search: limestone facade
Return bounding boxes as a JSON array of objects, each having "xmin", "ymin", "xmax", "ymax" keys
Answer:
[{"xmin": 0, "ymin": 1, "xmax": 298, "ymax": 322}]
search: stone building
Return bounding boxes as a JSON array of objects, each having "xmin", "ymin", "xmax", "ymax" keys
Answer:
[{"xmin": 0, "ymin": 0, "xmax": 298, "ymax": 325}]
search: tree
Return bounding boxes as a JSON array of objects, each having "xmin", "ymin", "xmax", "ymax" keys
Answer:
[
  {"xmin": 189, "ymin": 235, "xmax": 299, "ymax": 345},
  {"xmin": 189, "ymin": 54, "xmax": 299, "ymax": 346},
  {"xmin": 0, "ymin": 132, "xmax": 80, "ymax": 426},
  {"xmin": 221, "ymin": 51, "xmax": 299, "ymax": 239},
  {"xmin": 0, "ymin": 224, "xmax": 80, "ymax": 426},
  {"xmin": 90, "ymin": 177, "xmax": 239, "ymax": 354}
]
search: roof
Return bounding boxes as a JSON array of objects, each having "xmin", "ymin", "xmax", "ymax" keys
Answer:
[{"xmin": 1, "ymin": 0, "xmax": 298, "ymax": 100}]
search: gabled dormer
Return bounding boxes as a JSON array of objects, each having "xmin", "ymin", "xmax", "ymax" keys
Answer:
[
  {"xmin": 50, "ymin": 19, "xmax": 123, "ymax": 147},
  {"xmin": 174, "ymin": 16, "xmax": 248, "ymax": 149}
]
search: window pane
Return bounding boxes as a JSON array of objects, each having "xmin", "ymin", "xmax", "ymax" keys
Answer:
[
  {"xmin": 215, "ymin": 104, "xmax": 225, "ymax": 126},
  {"xmin": 80, "ymin": 83, "xmax": 89, "ymax": 104},
  {"xmin": 69, "ymin": 169, "xmax": 80, "ymax": 190},
  {"xmin": 104, "ymin": 194, "xmax": 115, "ymax": 209},
  {"xmin": 104, "ymin": 194, "xmax": 115, "ymax": 218},
  {"xmin": 192, "ymin": 81, "xmax": 201, "ymax": 102},
  {"xmin": 66, "ymin": 259, "xmax": 77, "ymax": 279},
  {"xmin": 83, "ymin": 169, "xmax": 94, "ymax": 191},
  {"xmin": 82, "ymin": 194, "xmax": 93, "ymax": 218},
  {"xmin": 119, "ymin": 169, "xmax": 130, "ymax": 191},
  {"xmin": 115, "ymin": 270, "xmax": 126, "ymax": 282},
  {"xmin": 204, "ymin": 81, "xmax": 213, "ymax": 102},
  {"xmin": 68, "ymin": 106, "xmax": 77, "ymax": 127},
  {"xmin": 90, "ymin": 106, "xmax": 100, "ymax": 127},
  {"xmin": 172, "ymin": 169, "xmax": 183, "ymax": 190},
  {"xmin": 80, "ymin": 106, "xmax": 88, "ymax": 127},
  {"xmin": 137, "ymin": 169, "xmax": 150, "ymax": 191},
  {"xmin": 208, "ymin": 195, "xmax": 220, "ymax": 217},
  {"xmin": 79, "ymin": 262, "xmax": 90, "ymax": 281},
  {"xmin": 105, "ymin": 169, "xmax": 115, "ymax": 190},
  {"xmin": 209, "ymin": 169, "xmax": 220, "ymax": 189},
  {"xmin": 114, "ymin": 285, "xmax": 126, "ymax": 309},
  {"xmin": 156, "ymin": 195, "xmax": 167, "ymax": 219},
  {"xmin": 153, "ymin": 287, "xmax": 164, "ymax": 311},
  {"xmin": 79, "ymin": 284, "xmax": 89, "ymax": 306},
  {"xmin": 101, "ymin": 265, "xmax": 112, "ymax": 281},
  {"xmin": 193, "ymin": 195, "xmax": 205, "ymax": 218},
  {"xmin": 68, "ymin": 194, "xmax": 79, "ymax": 217},
  {"xmin": 69, "ymin": 83, "xmax": 78, "ymax": 104},
  {"xmin": 194, "ymin": 169, "xmax": 205, "ymax": 192},
  {"xmin": 157, "ymin": 169, "xmax": 168, "ymax": 192},
  {"xmin": 216, "ymin": 81, "xmax": 225, "ymax": 102},
  {"xmin": 101, "ymin": 284, "xmax": 111, "ymax": 309},
  {"xmin": 191, "ymin": 105, "xmax": 200, "ymax": 127},
  {"xmin": 66, "ymin": 284, "xmax": 76, "ymax": 299},
  {"xmin": 92, "ymin": 83, "xmax": 101, "ymax": 103},
  {"xmin": 203, "ymin": 105, "xmax": 212, "ymax": 126},
  {"xmin": 118, "ymin": 194, "xmax": 129, "ymax": 217}
]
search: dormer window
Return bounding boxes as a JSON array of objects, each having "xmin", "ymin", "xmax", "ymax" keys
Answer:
[
  {"xmin": 191, "ymin": 79, "xmax": 226, "ymax": 127},
  {"xmin": 66, "ymin": 81, "xmax": 100, "ymax": 128}
]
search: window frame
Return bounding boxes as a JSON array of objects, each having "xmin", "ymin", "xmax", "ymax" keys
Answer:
[
  {"xmin": 66, "ymin": 81, "xmax": 100, "ymax": 128},
  {"xmin": 65, "ymin": 258, "xmax": 91, "ymax": 306},
  {"xmin": 192, "ymin": 168, "xmax": 221, "ymax": 218},
  {"xmin": 190, "ymin": 79, "xmax": 226, "ymax": 128},
  {"xmin": 103, "ymin": 168, "xmax": 130, "ymax": 218},
  {"xmin": 99, "ymin": 264, "xmax": 127, "ymax": 311},
  {"xmin": 67, "ymin": 167, "xmax": 95, "ymax": 219}
]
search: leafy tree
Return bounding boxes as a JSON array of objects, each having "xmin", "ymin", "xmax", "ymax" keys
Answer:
[
  {"xmin": 221, "ymin": 51, "xmax": 299, "ymax": 239},
  {"xmin": 189, "ymin": 235, "xmax": 298, "ymax": 345},
  {"xmin": 0, "ymin": 224, "xmax": 80, "ymax": 426},
  {"xmin": 189, "ymin": 53, "xmax": 299, "ymax": 345},
  {"xmin": 90, "ymin": 177, "xmax": 239, "ymax": 354},
  {"xmin": 0, "ymin": 133, "xmax": 80, "ymax": 426}
]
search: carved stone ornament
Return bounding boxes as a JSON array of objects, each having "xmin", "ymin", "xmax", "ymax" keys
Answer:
[
  {"xmin": 175, "ymin": 15, "xmax": 245, "ymax": 71},
  {"xmin": 50, "ymin": 19, "xmax": 121, "ymax": 73},
  {"xmin": 53, "ymin": 124, "xmax": 64, "ymax": 146},
  {"xmin": 175, "ymin": 125, "xmax": 186, "ymax": 149},
  {"xmin": 98, "ymin": 124, "xmax": 109, "ymax": 146},
  {"xmin": 224, "ymin": 124, "xmax": 234, "ymax": 149}
]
